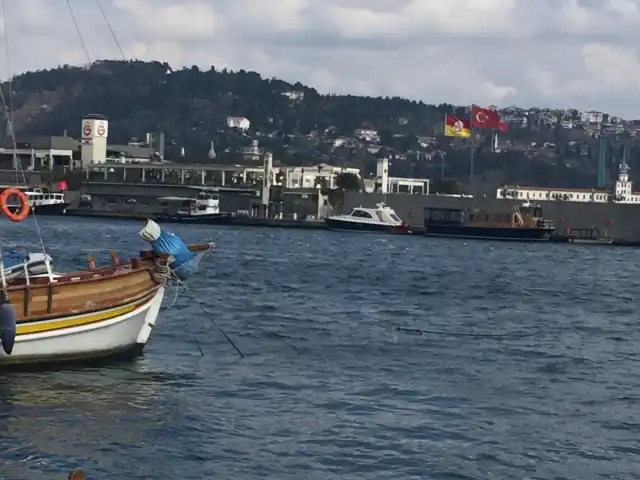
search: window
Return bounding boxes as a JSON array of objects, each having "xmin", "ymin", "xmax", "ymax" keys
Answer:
[
  {"xmin": 426, "ymin": 208, "xmax": 462, "ymax": 222},
  {"xmin": 351, "ymin": 209, "xmax": 373, "ymax": 219}
]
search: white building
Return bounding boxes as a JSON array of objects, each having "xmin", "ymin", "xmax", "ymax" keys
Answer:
[
  {"xmin": 496, "ymin": 161, "xmax": 640, "ymax": 204},
  {"xmin": 354, "ymin": 128, "xmax": 379, "ymax": 142},
  {"xmin": 81, "ymin": 114, "xmax": 108, "ymax": 165},
  {"xmin": 226, "ymin": 116, "xmax": 251, "ymax": 131},
  {"xmin": 371, "ymin": 157, "xmax": 430, "ymax": 195},
  {"xmin": 282, "ymin": 91, "xmax": 304, "ymax": 101},
  {"xmin": 280, "ymin": 163, "xmax": 361, "ymax": 189},
  {"xmin": 580, "ymin": 110, "xmax": 604, "ymax": 124}
]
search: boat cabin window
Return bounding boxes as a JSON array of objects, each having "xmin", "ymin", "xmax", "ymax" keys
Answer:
[
  {"xmin": 197, "ymin": 192, "xmax": 218, "ymax": 200},
  {"xmin": 389, "ymin": 213, "xmax": 401, "ymax": 222},
  {"xmin": 350, "ymin": 209, "xmax": 373, "ymax": 219},
  {"xmin": 198, "ymin": 204, "xmax": 208, "ymax": 211},
  {"xmin": 425, "ymin": 208, "xmax": 463, "ymax": 222}
]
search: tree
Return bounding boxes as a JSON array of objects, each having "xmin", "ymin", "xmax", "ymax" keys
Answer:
[
  {"xmin": 335, "ymin": 172, "xmax": 361, "ymax": 191},
  {"xmin": 431, "ymin": 178, "xmax": 461, "ymax": 194}
]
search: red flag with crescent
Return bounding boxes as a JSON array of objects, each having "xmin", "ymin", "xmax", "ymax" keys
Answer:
[{"xmin": 471, "ymin": 107, "xmax": 501, "ymax": 128}]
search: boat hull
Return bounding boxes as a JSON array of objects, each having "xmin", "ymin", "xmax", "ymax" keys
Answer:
[
  {"xmin": 423, "ymin": 224, "xmax": 554, "ymax": 242},
  {"xmin": 325, "ymin": 218, "xmax": 407, "ymax": 234},
  {"xmin": 7, "ymin": 203, "xmax": 69, "ymax": 215},
  {"xmin": 153, "ymin": 212, "xmax": 233, "ymax": 224},
  {"xmin": 0, "ymin": 286, "xmax": 165, "ymax": 367}
]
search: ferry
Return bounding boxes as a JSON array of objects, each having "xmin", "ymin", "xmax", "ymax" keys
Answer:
[
  {"xmin": 423, "ymin": 201, "xmax": 556, "ymax": 241},
  {"xmin": 154, "ymin": 191, "xmax": 233, "ymax": 224},
  {"xmin": 325, "ymin": 202, "xmax": 411, "ymax": 234},
  {"xmin": 5, "ymin": 187, "xmax": 68, "ymax": 215}
]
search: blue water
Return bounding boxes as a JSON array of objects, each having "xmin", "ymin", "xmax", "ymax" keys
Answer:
[{"xmin": 0, "ymin": 217, "xmax": 639, "ymax": 479}]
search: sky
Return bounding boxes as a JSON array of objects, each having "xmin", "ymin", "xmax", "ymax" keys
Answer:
[{"xmin": 3, "ymin": 0, "xmax": 640, "ymax": 118}]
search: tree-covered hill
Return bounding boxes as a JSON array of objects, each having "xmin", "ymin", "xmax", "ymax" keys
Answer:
[{"xmin": 1, "ymin": 60, "xmax": 634, "ymax": 191}]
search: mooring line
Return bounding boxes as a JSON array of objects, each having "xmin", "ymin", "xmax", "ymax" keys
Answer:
[{"xmin": 394, "ymin": 326, "xmax": 534, "ymax": 338}]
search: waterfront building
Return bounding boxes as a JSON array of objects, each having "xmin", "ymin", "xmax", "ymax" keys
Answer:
[
  {"xmin": 496, "ymin": 160, "xmax": 640, "ymax": 204},
  {"xmin": 369, "ymin": 157, "xmax": 430, "ymax": 195}
]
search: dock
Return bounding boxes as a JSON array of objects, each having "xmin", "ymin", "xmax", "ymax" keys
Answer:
[
  {"xmin": 62, "ymin": 209, "xmax": 640, "ymax": 246},
  {"xmin": 65, "ymin": 209, "xmax": 147, "ymax": 220}
]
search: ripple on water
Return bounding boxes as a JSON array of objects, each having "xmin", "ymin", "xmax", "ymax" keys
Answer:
[{"xmin": 0, "ymin": 219, "xmax": 639, "ymax": 479}]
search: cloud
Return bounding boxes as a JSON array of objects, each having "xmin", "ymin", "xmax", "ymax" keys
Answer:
[{"xmin": 0, "ymin": 0, "xmax": 640, "ymax": 117}]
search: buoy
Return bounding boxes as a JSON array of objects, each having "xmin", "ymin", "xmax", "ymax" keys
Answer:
[
  {"xmin": 0, "ymin": 187, "xmax": 29, "ymax": 222},
  {"xmin": 0, "ymin": 301, "xmax": 16, "ymax": 355}
]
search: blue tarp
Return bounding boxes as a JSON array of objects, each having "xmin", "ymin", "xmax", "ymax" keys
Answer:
[{"xmin": 149, "ymin": 231, "xmax": 197, "ymax": 280}]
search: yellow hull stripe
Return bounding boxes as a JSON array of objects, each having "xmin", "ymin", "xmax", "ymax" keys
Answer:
[{"xmin": 16, "ymin": 293, "xmax": 155, "ymax": 336}]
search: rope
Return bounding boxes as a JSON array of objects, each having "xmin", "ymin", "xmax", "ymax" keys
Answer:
[
  {"xmin": 394, "ymin": 326, "xmax": 535, "ymax": 338},
  {"xmin": 65, "ymin": 0, "xmax": 92, "ymax": 65},
  {"xmin": 168, "ymin": 269, "xmax": 245, "ymax": 358},
  {"xmin": 1, "ymin": 0, "xmax": 12, "ymax": 127},
  {"xmin": 165, "ymin": 266, "xmax": 303, "ymax": 355},
  {"xmin": 0, "ymin": 0, "xmax": 50, "ymax": 279},
  {"xmin": 160, "ymin": 279, "xmax": 204, "ymax": 356},
  {"xmin": 95, "ymin": 0, "xmax": 126, "ymax": 59}
]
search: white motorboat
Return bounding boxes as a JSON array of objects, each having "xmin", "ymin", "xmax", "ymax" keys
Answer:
[{"xmin": 325, "ymin": 202, "xmax": 412, "ymax": 234}]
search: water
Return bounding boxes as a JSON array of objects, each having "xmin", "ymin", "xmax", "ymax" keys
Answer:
[{"xmin": 1, "ymin": 217, "xmax": 639, "ymax": 479}]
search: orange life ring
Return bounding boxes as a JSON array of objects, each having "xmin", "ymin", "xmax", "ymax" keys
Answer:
[{"xmin": 0, "ymin": 188, "xmax": 30, "ymax": 222}]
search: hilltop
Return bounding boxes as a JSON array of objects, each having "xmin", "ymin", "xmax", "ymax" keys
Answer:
[{"xmin": 1, "ymin": 59, "xmax": 636, "ymax": 191}]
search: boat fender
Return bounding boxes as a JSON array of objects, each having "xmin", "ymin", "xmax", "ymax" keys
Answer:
[{"xmin": 0, "ymin": 301, "xmax": 16, "ymax": 355}]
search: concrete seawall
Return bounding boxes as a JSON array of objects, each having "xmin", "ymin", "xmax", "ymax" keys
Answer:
[{"xmin": 343, "ymin": 192, "xmax": 640, "ymax": 240}]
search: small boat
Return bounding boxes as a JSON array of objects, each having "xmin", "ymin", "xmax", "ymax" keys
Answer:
[
  {"xmin": 552, "ymin": 227, "xmax": 614, "ymax": 245},
  {"xmin": 3, "ymin": 187, "xmax": 69, "ymax": 215},
  {"xmin": 154, "ymin": 191, "xmax": 233, "ymax": 224},
  {"xmin": 3, "ymin": 251, "xmax": 54, "ymax": 281},
  {"xmin": 423, "ymin": 201, "xmax": 556, "ymax": 241},
  {"xmin": 0, "ymin": 4, "xmax": 217, "ymax": 368},
  {"xmin": 0, "ymin": 220, "xmax": 213, "ymax": 368},
  {"xmin": 325, "ymin": 202, "xmax": 412, "ymax": 234}
]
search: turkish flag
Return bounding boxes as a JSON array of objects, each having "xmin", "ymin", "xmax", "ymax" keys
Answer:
[{"xmin": 471, "ymin": 107, "xmax": 501, "ymax": 128}]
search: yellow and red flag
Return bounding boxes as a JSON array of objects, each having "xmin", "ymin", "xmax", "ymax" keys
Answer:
[{"xmin": 444, "ymin": 114, "xmax": 471, "ymax": 138}]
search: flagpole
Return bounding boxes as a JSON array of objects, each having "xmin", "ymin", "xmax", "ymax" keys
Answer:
[{"xmin": 469, "ymin": 106, "xmax": 474, "ymax": 193}]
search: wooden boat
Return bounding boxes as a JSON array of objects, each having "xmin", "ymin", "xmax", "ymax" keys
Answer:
[
  {"xmin": 0, "ymin": 232, "xmax": 213, "ymax": 368},
  {"xmin": 423, "ymin": 201, "xmax": 556, "ymax": 241}
]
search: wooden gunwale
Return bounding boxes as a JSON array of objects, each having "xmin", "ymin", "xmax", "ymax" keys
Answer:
[
  {"xmin": 7, "ymin": 260, "xmax": 163, "ymax": 292},
  {"xmin": 16, "ymin": 288, "xmax": 159, "ymax": 332},
  {"xmin": 12, "ymin": 281, "xmax": 162, "ymax": 323},
  {"xmin": 4, "ymin": 242, "xmax": 208, "ymax": 323},
  {"xmin": 7, "ymin": 261, "xmax": 165, "ymax": 323}
]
